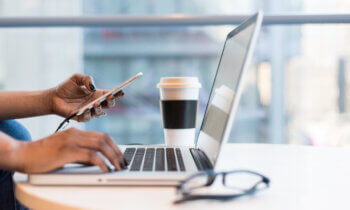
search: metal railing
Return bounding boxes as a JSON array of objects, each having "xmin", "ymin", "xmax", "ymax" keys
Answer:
[{"xmin": 0, "ymin": 14, "xmax": 349, "ymax": 27}]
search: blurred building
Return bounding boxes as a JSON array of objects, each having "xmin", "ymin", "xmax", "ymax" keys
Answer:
[
  {"xmin": 0, "ymin": 0, "xmax": 349, "ymax": 146},
  {"xmin": 82, "ymin": 0, "xmax": 301, "ymax": 144},
  {"xmin": 0, "ymin": 0, "xmax": 83, "ymax": 139}
]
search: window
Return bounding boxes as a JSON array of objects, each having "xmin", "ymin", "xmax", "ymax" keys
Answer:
[{"xmin": 1, "ymin": 0, "xmax": 350, "ymax": 146}]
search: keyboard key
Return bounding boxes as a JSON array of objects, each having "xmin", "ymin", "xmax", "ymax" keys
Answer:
[
  {"xmin": 166, "ymin": 148, "xmax": 177, "ymax": 171},
  {"xmin": 124, "ymin": 148, "xmax": 136, "ymax": 165},
  {"xmin": 175, "ymin": 148, "xmax": 185, "ymax": 171},
  {"xmin": 155, "ymin": 148, "xmax": 165, "ymax": 171},
  {"xmin": 143, "ymin": 148, "xmax": 155, "ymax": 171},
  {"xmin": 130, "ymin": 148, "xmax": 145, "ymax": 171}
]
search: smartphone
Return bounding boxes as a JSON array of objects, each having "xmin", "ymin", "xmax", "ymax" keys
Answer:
[{"xmin": 75, "ymin": 72, "xmax": 143, "ymax": 116}]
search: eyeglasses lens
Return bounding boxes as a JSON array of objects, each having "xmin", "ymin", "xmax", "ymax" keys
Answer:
[
  {"xmin": 182, "ymin": 173, "xmax": 210, "ymax": 193},
  {"xmin": 224, "ymin": 172, "xmax": 264, "ymax": 190}
]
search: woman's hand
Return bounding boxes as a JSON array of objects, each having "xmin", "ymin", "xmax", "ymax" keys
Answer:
[
  {"xmin": 49, "ymin": 73, "xmax": 124, "ymax": 122},
  {"xmin": 9, "ymin": 128, "xmax": 126, "ymax": 173}
]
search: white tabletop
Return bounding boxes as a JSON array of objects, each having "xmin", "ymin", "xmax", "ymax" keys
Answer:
[{"xmin": 14, "ymin": 143, "xmax": 350, "ymax": 210}]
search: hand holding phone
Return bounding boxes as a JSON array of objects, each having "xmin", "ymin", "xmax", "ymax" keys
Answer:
[
  {"xmin": 55, "ymin": 72, "xmax": 143, "ymax": 133},
  {"xmin": 76, "ymin": 72, "xmax": 143, "ymax": 115}
]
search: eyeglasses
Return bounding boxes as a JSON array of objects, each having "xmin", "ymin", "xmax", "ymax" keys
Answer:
[{"xmin": 174, "ymin": 169, "xmax": 270, "ymax": 204}]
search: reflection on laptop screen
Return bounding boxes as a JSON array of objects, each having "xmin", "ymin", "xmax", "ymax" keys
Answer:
[{"xmin": 196, "ymin": 16, "xmax": 258, "ymax": 165}]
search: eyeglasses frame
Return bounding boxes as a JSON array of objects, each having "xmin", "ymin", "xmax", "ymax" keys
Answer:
[{"xmin": 174, "ymin": 169, "xmax": 270, "ymax": 204}]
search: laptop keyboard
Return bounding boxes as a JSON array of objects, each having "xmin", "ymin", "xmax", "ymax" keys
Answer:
[
  {"xmin": 130, "ymin": 148, "xmax": 145, "ymax": 171},
  {"xmin": 125, "ymin": 147, "xmax": 186, "ymax": 172},
  {"xmin": 124, "ymin": 148, "xmax": 136, "ymax": 165}
]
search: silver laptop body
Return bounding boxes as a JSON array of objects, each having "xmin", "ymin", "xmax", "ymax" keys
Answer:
[{"xmin": 29, "ymin": 12, "xmax": 263, "ymax": 186}]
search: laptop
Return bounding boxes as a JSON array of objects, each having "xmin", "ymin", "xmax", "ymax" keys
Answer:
[{"xmin": 29, "ymin": 12, "xmax": 263, "ymax": 186}]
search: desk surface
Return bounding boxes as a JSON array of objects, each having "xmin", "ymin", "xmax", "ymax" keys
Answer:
[{"xmin": 14, "ymin": 143, "xmax": 350, "ymax": 210}]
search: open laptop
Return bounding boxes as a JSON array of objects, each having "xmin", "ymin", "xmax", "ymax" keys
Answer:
[{"xmin": 29, "ymin": 12, "xmax": 263, "ymax": 186}]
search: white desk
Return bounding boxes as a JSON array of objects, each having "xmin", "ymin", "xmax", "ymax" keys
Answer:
[{"xmin": 14, "ymin": 143, "xmax": 350, "ymax": 210}]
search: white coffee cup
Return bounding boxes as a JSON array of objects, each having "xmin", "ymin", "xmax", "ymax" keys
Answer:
[{"xmin": 157, "ymin": 77, "xmax": 201, "ymax": 146}]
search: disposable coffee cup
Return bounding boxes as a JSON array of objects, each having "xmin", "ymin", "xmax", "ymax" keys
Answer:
[{"xmin": 157, "ymin": 77, "xmax": 201, "ymax": 146}]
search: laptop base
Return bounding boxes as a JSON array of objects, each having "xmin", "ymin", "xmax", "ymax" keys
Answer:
[{"xmin": 29, "ymin": 145, "xmax": 203, "ymax": 186}]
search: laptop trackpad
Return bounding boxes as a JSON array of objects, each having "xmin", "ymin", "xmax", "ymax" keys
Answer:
[{"xmin": 51, "ymin": 164, "xmax": 105, "ymax": 174}]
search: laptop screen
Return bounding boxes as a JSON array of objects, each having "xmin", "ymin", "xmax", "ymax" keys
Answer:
[{"xmin": 196, "ymin": 13, "xmax": 261, "ymax": 166}]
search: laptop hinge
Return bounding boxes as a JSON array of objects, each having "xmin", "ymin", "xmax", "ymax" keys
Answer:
[{"xmin": 190, "ymin": 148, "xmax": 213, "ymax": 171}]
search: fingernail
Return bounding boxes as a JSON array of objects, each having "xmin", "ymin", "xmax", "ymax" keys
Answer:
[
  {"xmin": 89, "ymin": 82, "xmax": 96, "ymax": 92},
  {"xmin": 84, "ymin": 110, "xmax": 91, "ymax": 121},
  {"xmin": 115, "ymin": 91, "xmax": 124, "ymax": 98},
  {"xmin": 95, "ymin": 112, "xmax": 106, "ymax": 118},
  {"xmin": 124, "ymin": 158, "xmax": 128, "ymax": 166},
  {"xmin": 96, "ymin": 105, "xmax": 102, "ymax": 114},
  {"xmin": 119, "ymin": 160, "xmax": 125, "ymax": 169},
  {"xmin": 109, "ymin": 98, "xmax": 116, "ymax": 107}
]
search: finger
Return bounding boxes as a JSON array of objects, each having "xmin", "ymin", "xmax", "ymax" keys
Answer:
[
  {"xmin": 75, "ymin": 109, "xmax": 92, "ymax": 122},
  {"xmin": 71, "ymin": 73, "xmax": 96, "ymax": 92},
  {"xmin": 93, "ymin": 102, "xmax": 102, "ymax": 115},
  {"xmin": 105, "ymin": 95, "xmax": 116, "ymax": 108},
  {"xmin": 92, "ymin": 110, "xmax": 106, "ymax": 119},
  {"xmin": 91, "ymin": 102, "xmax": 105, "ymax": 118},
  {"xmin": 75, "ymin": 133, "xmax": 123, "ymax": 170},
  {"xmin": 114, "ymin": 90, "xmax": 124, "ymax": 98},
  {"xmin": 75, "ymin": 162, "xmax": 94, "ymax": 166},
  {"xmin": 72, "ymin": 148, "xmax": 109, "ymax": 173},
  {"xmin": 101, "ymin": 90, "xmax": 124, "ymax": 109},
  {"xmin": 101, "ymin": 134, "xmax": 126, "ymax": 166},
  {"xmin": 100, "ymin": 95, "xmax": 113, "ymax": 109}
]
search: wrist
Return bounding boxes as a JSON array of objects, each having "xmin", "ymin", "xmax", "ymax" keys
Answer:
[
  {"xmin": 5, "ymin": 139, "xmax": 29, "ymax": 172},
  {"xmin": 9, "ymin": 141, "xmax": 24, "ymax": 172},
  {"xmin": 42, "ymin": 88, "xmax": 55, "ymax": 115}
]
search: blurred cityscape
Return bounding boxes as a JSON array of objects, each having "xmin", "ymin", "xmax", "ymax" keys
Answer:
[
  {"xmin": 82, "ymin": 0, "xmax": 300, "ymax": 145},
  {"xmin": 0, "ymin": 0, "xmax": 349, "ymax": 146}
]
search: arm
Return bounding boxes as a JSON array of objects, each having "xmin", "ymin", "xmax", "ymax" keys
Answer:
[
  {"xmin": 0, "ymin": 131, "xmax": 21, "ymax": 171},
  {"xmin": 0, "ymin": 90, "xmax": 52, "ymax": 120},
  {"xmin": 0, "ymin": 74, "xmax": 127, "ymax": 173},
  {"xmin": 0, "ymin": 73, "xmax": 123, "ymax": 121},
  {"xmin": 0, "ymin": 128, "xmax": 127, "ymax": 173}
]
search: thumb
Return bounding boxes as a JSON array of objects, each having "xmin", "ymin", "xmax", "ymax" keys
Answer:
[{"xmin": 71, "ymin": 73, "xmax": 96, "ymax": 92}]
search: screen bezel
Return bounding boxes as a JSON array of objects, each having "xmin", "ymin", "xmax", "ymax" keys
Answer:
[{"xmin": 195, "ymin": 12, "xmax": 263, "ymax": 167}]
